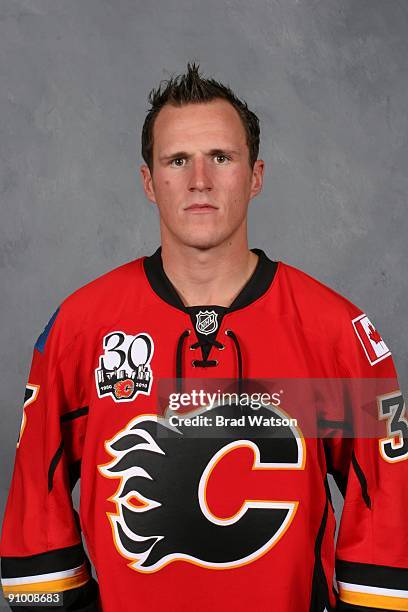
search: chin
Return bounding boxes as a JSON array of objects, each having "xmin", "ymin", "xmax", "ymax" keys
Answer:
[{"xmin": 178, "ymin": 232, "xmax": 226, "ymax": 251}]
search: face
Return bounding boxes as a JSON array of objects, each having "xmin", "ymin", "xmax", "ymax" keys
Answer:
[{"xmin": 140, "ymin": 99, "xmax": 264, "ymax": 250}]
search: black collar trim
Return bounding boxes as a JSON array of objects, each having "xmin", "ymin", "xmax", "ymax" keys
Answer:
[{"xmin": 143, "ymin": 246, "xmax": 278, "ymax": 313}]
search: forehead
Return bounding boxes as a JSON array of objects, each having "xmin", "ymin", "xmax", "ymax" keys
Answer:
[{"xmin": 152, "ymin": 99, "xmax": 247, "ymax": 151}]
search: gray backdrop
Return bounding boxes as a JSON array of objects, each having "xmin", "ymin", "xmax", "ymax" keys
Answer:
[{"xmin": 1, "ymin": 0, "xmax": 407, "ymax": 605}]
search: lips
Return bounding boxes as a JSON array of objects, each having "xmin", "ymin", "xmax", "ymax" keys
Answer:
[{"xmin": 184, "ymin": 203, "xmax": 217, "ymax": 211}]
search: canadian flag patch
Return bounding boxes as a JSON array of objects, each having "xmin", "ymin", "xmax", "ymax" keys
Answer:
[{"xmin": 352, "ymin": 314, "xmax": 391, "ymax": 365}]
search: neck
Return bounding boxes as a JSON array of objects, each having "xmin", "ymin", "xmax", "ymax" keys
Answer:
[{"xmin": 160, "ymin": 237, "xmax": 258, "ymax": 308}]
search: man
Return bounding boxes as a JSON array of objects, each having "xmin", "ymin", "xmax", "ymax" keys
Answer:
[{"xmin": 1, "ymin": 63, "xmax": 407, "ymax": 612}]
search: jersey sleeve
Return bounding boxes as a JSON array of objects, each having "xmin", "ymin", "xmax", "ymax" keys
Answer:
[
  {"xmin": 0, "ymin": 307, "xmax": 100, "ymax": 611},
  {"xmin": 324, "ymin": 309, "xmax": 408, "ymax": 611}
]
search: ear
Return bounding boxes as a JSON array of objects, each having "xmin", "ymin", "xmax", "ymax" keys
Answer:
[
  {"xmin": 140, "ymin": 164, "xmax": 157, "ymax": 204},
  {"xmin": 249, "ymin": 159, "xmax": 265, "ymax": 199}
]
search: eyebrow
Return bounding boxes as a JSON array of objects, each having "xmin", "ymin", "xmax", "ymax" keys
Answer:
[{"xmin": 158, "ymin": 148, "xmax": 241, "ymax": 162}]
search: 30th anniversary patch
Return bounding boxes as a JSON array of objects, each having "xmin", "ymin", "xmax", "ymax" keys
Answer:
[{"xmin": 95, "ymin": 331, "xmax": 154, "ymax": 402}]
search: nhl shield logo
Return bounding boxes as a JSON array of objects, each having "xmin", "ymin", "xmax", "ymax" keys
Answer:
[{"xmin": 195, "ymin": 310, "xmax": 218, "ymax": 336}]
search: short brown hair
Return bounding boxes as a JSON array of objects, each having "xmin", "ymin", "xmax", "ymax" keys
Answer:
[{"xmin": 141, "ymin": 62, "xmax": 260, "ymax": 172}]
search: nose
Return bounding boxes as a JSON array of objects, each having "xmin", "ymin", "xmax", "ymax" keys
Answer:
[{"xmin": 188, "ymin": 156, "xmax": 213, "ymax": 192}]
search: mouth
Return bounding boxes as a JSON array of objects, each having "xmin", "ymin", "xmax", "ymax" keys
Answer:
[{"xmin": 184, "ymin": 203, "xmax": 218, "ymax": 213}]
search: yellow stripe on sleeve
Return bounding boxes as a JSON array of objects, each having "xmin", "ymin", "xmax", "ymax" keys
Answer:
[
  {"xmin": 340, "ymin": 587, "xmax": 408, "ymax": 611},
  {"xmin": 2, "ymin": 566, "xmax": 90, "ymax": 595}
]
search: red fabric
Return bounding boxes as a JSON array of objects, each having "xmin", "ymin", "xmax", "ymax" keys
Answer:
[{"xmin": 1, "ymin": 257, "xmax": 407, "ymax": 612}]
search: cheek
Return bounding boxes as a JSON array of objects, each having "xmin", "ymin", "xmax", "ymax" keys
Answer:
[
  {"xmin": 158, "ymin": 174, "xmax": 178, "ymax": 192},
  {"xmin": 154, "ymin": 178, "xmax": 174, "ymax": 201},
  {"xmin": 226, "ymin": 166, "xmax": 251, "ymax": 189},
  {"xmin": 227, "ymin": 174, "xmax": 251, "ymax": 200}
]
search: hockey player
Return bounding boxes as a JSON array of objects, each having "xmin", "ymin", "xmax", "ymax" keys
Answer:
[{"xmin": 1, "ymin": 62, "xmax": 407, "ymax": 611}]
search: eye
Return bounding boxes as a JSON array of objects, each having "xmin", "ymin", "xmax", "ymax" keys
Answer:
[
  {"xmin": 214, "ymin": 154, "xmax": 230, "ymax": 164},
  {"xmin": 170, "ymin": 158, "xmax": 186, "ymax": 167}
]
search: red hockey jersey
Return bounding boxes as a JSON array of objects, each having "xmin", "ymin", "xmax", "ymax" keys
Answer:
[{"xmin": 1, "ymin": 247, "xmax": 408, "ymax": 611}]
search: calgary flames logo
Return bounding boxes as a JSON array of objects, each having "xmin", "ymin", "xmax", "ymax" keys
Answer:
[{"xmin": 99, "ymin": 404, "xmax": 305, "ymax": 573}]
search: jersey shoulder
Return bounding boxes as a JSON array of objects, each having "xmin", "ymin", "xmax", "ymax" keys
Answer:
[
  {"xmin": 37, "ymin": 255, "xmax": 147, "ymax": 355},
  {"xmin": 62, "ymin": 255, "xmax": 145, "ymax": 310},
  {"xmin": 276, "ymin": 261, "xmax": 365, "ymax": 344}
]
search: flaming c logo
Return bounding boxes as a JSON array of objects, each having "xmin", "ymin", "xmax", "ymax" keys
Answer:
[
  {"xmin": 114, "ymin": 379, "xmax": 135, "ymax": 399},
  {"xmin": 98, "ymin": 404, "xmax": 305, "ymax": 573}
]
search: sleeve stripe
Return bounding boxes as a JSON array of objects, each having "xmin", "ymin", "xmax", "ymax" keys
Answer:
[
  {"xmin": 336, "ymin": 560, "xmax": 408, "ymax": 591},
  {"xmin": 338, "ymin": 580, "xmax": 408, "ymax": 599},
  {"xmin": 0, "ymin": 543, "xmax": 86, "ymax": 578},
  {"xmin": 48, "ymin": 439, "xmax": 65, "ymax": 492},
  {"xmin": 60, "ymin": 406, "xmax": 89, "ymax": 423},
  {"xmin": 351, "ymin": 451, "xmax": 371, "ymax": 509},
  {"xmin": 338, "ymin": 582, "xmax": 408, "ymax": 611},
  {"xmin": 1, "ymin": 563, "xmax": 86, "ymax": 586},
  {"xmin": 1, "ymin": 564, "xmax": 90, "ymax": 595}
]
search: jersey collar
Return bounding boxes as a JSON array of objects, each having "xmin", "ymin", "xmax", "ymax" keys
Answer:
[{"xmin": 143, "ymin": 246, "xmax": 278, "ymax": 313}]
